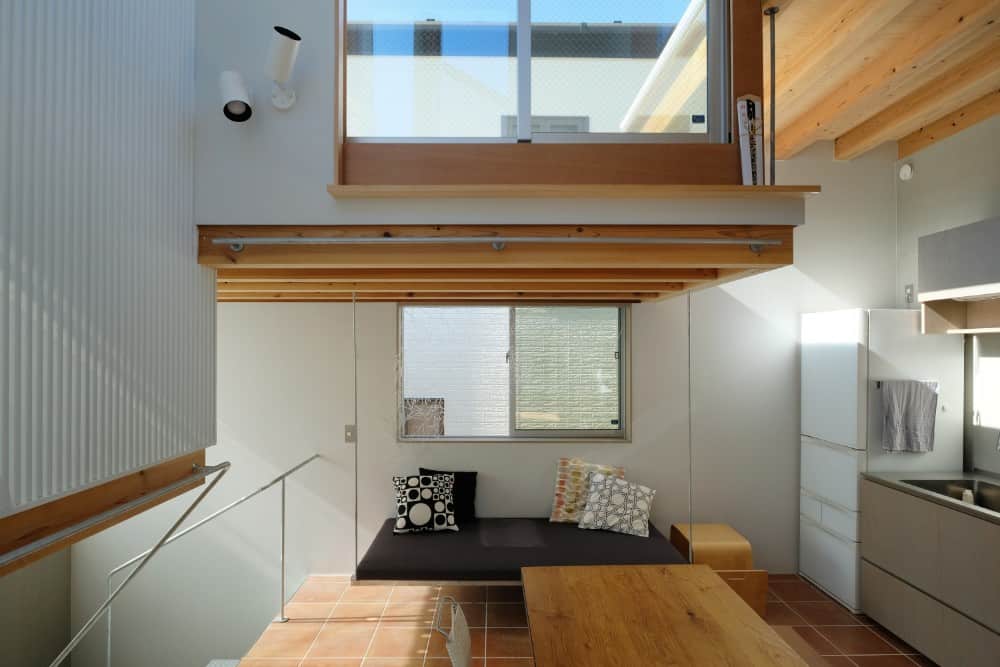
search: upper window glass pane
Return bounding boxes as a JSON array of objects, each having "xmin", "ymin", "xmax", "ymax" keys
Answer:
[
  {"xmin": 514, "ymin": 307, "xmax": 622, "ymax": 431},
  {"xmin": 347, "ymin": 1, "xmax": 518, "ymax": 137},
  {"xmin": 530, "ymin": 0, "xmax": 708, "ymax": 135}
]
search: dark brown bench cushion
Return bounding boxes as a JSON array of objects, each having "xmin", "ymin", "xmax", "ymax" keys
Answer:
[{"xmin": 356, "ymin": 517, "xmax": 687, "ymax": 581}]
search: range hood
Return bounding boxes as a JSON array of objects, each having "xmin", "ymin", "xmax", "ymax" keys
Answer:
[{"xmin": 919, "ymin": 217, "xmax": 1000, "ymax": 334}]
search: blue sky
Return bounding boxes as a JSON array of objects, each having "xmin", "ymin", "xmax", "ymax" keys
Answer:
[{"xmin": 348, "ymin": 1, "xmax": 688, "ymax": 24}]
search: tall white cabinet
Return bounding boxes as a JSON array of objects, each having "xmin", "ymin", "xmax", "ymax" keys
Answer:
[{"xmin": 799, "ymin": 309, "xmax": 963, "ymax": 611}]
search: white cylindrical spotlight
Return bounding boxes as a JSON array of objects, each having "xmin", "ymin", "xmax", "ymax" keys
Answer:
[
  {"xmin": 269, "ymin": 25, "xmax": 301, "ymax": 110},
  {"xmin": 219, "ymin": 70, "xmax": 252, "ymax": 122}
]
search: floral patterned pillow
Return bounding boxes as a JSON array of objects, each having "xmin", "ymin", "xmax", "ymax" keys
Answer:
[
  {"xmin": 548, "ymin": 458, "xmax": 625, "ymax": 523},
  {"xmin": 577, "ymin": 472, "xmax": 656, "ymax": 538}
]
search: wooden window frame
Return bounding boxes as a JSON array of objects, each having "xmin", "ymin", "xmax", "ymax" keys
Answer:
[{"xmin": 333, "ymin": 0, "xmax": 762, "ymax": 186}]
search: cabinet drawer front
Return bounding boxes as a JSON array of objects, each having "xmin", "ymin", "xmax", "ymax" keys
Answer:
[
  {"xmin": 862, "ymin": 560, "xmax": 1000, "ymax": 667},
  {"xmin": 800, "ymin": 491, "xmax": 822, "ymax": 523},
  {"xmin": 821, "ymin": 502, "xmax": 858, "ymax": 542},
  {"xmin": 859, "ymin": 480, "xmax": 941, "ymax": 598},
  {"xmin": 801, "ymin": 437, "xmax": 863, "ymax": 510},
  {"xmin": 937, "ymin": 501, "xmax": 1000, "ymax": 633},
  {"xmin": 800, "ymin": 517, "xmax": 859, "ymax": 610}
]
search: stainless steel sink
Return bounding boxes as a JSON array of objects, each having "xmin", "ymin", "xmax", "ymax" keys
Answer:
[{"xmin": 902, "ymin": 479, "xmax": 1000, "ymax": 513}]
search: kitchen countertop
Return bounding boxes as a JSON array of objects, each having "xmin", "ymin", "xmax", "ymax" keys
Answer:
[{"xmin": 862, "ymin": 470, "xmax": 1000, "ymax": 526}]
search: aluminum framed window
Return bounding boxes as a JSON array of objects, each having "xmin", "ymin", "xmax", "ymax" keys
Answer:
[
  {"xmin": 398, "ymin": 304, "xmax": 630, "ymax": 442},
  {"xmin": 345, "ymin": 0, "xmax": 728, "ymax": 143}
]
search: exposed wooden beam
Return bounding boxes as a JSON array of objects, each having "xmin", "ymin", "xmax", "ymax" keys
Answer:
[
  {"xmin": 898, "ymin": 88, "xmax": 1000, "ymax": 158},
  {"xmin": 199, "ymin": 226, "xmax": 793, "ymax": 271},
  {"xmin": 217, "ymin": 292, "xmax": 658, "ymax": 303},
  {"xmin": 835, "ymin": 44, "xmax": 1000, "ymax": 159},
  {"xmin": 776, "ymin": 0, "xmax": 1000, "ymax": 158},
  {"xmin": 217, "ymin": 281, "xmax": 687, "ymax": 294},
  {"xmin": 200, "ymin": 240, "xmax": 792, "ymax": 271},
  {"xmin": 771, "ymin": 0, "xmax": 915, "ymax": 128},
  {"xmin": 214, "ymin": 268, "xmax": 721, "ymax": 283},
  {"xmin": 200, "ymin": 224, "xmax": 794, "ymax": 242},
  {"xmin": 761, "ymin": 0, "xmax": 794, "ymax": 11},
  {"xmin": 0, "ymin": 452, "xmax": 205, "ymax": 576}
]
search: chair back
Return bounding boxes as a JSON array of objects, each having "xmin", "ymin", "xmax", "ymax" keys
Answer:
[{"xmin": 433, "ymin": 595, "xmax": 471, "ymax": 667}]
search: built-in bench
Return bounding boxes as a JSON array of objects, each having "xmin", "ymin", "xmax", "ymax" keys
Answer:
[{"xmin": 356, "ymin": 518, "xmax": 687, "ymax": 581}]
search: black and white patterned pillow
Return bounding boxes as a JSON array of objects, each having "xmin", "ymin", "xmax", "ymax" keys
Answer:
[
  {"xmin": 393, "ymin": 473, "xmax": 458, "ymax": 533},
  {"xmin": 577, "ymin": 472, "xmax": 656, "ymax": 537}
]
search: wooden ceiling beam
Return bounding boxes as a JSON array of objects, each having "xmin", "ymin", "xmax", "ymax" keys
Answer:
[
  {"xmin": 214, "ymin": 268, "xmax": 721, "ymax": 283},
  {"xmin": 198, "ymin": 225, "xmax": 793, "ymax": 271},
  {"xmin": 199, "ymin": 224, "xmax": 792, "ymax": 242},
  {"xmin": 775, "ymin": 0, "xmax": 1000, "ymax": 158},
  {"xmin": 771, "ymin": 0, "xmax": 915, "ymax": 128},
  {"xmin": 217, "ymin": 292, "xmax": 659, "ymax": 303},
  {"xmin": 199, "ymin": 240, "xmax": 792, "ymax": 271},
  {"xmin": 217, "ymin": 281, "xmax": 687, "ymax": 294},
  {"xmin": 835, "ymin": 44, "xmax": 1000, "ymax": 160},
  {"xmin": 897, "ymin": 88, "xmax": 1000, "ymax": 159}
]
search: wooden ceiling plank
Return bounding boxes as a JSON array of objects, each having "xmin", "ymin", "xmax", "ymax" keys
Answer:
[
  {"xmin": 218, "ymin": 292, "xmax": 658, "ymax": 302},
  {"xmin": 776, "ymin": 0, "xmax": 1000, "ymax": 158},
  {"xmin": 771, "ymin": 0, "xmax": 916, "ymax": 126},
  {"xmin": 835, "ymin": 45, "xmax": 1000, "ymax": 159},
  {"xmin": 214, "ymin": 268, "xmax": 721, "ymax": 283},
  {"xmin": 897, "ymin": 88, "xmax": 1000, "ymax": 158},
  {"xmin": 199, "ymin": 239, "xmax": 793, "ymax": 271},
  {"xmin": 217, "ymin": 281, "xmax": 687, "ymax": 294},
  {"xmin": 199, "ymin": 224, "xmax": 794, "ymax": 242}
]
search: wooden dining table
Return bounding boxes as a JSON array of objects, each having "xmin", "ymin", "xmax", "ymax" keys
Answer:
[{"xmin": 521, "ymin": 564, "xmax": 807, "ymax": 667}]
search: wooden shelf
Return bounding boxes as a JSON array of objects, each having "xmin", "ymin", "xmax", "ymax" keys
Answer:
[
  {"xmin": 327, "ymin": 184, "xmax": 821, "ymax": 200},
  {"xmin": 921, "ymin": 298, "xmax": 1000, "ymax": 335}
]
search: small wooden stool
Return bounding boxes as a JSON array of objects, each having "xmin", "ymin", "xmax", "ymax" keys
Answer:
[
  {"xmin": 670, "ymin": 523, "xmax": 766, "ymax": 618},
  {"xmin": 669, "ymin": 523, "xmax": 754, "ymax": 569}
]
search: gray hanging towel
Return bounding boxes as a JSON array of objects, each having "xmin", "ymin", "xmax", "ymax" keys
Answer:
[{"xmin": 880, "ymin": 380, "xmax": 939, "ymax": 453}]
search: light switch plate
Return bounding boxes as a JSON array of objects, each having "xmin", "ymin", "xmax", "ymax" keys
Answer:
[{"xmin": 344, "ymin": 424, "xmax": 357, "ymax": 444}]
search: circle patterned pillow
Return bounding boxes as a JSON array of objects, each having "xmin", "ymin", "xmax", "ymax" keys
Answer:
[{"xmin": 392, "ymin": 473, "xmax": 458, "ymax": 533}]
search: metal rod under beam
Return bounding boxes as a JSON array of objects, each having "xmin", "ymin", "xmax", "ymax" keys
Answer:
[{"xmin": 211, "ymin": 236, "xmax": 784, "ymax": 247}]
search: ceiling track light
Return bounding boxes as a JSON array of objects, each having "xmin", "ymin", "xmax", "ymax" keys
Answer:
[
  {"xmin": 219, "ymin": 70, "xmax": 252, "ymax": 123},
  {"xmin": 269, "ymin": 25, "xmax": 301, "ymax": 111},
  {"xmin": 219, "ymin": 25, "xmax": 302, "ymax": 123}
]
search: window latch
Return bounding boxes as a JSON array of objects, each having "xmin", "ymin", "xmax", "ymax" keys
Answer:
[{"xmin": 505, "ymin": 351, "xmax": 510, "ymax": 364}]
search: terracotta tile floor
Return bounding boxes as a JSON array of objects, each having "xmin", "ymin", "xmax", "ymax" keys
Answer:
[
  {"xmin": 240, "ymin": 576, "xmax": 534, "ymax": 667},
  {"xmin": 767, "ymin": 574, "xmax": 935, "ymax": 667},
  {"xmin": 241, "ymin": 574, "xmax": 936, "ymax": 667}
]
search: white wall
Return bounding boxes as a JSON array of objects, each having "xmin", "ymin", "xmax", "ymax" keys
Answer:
[
  {"xmin": 893, "ymin": 116, "xmax": 1000, "ymax": 474},
  {"xmin": 0, "ymin": 551, "xmax": 70, "ymax": 667},
  {"xmin": 70, "ymin": 304, "xmax": 357, "ymax": 667}
]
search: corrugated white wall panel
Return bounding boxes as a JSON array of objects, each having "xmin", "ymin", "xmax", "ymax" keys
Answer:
[{"xmin": 0, "ymin": 0, "xmax": 215, "ymax": 518}]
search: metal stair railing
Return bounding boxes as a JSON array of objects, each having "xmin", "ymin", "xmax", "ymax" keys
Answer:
[{"xmin": 102, "ymin": 453, "xmax": 323, "ymax": 667}]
